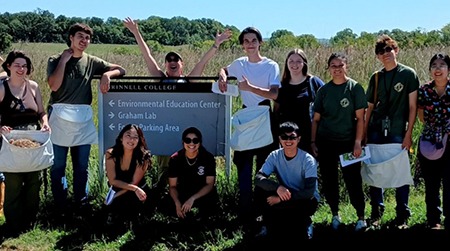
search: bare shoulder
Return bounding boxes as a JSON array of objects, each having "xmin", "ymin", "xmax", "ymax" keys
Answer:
[
  {"xmin": 28, "ymin": 79, "xmax": 40, "ymax": 89},
  {"xmin": 105, "ymin": 148, "xmax": 114, "ymax": 157}
]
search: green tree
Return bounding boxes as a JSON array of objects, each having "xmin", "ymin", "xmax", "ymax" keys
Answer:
[
  {"xmin": 330, "ymin": 28, "xmax": 357, "ymax": 47},
  {"xmin": 296, "ymin": 34, "xmax": 320, "ymax": 49},
  {"xmin": 0, "ymin": 33, "xmax": 12, "ymax": 53}
]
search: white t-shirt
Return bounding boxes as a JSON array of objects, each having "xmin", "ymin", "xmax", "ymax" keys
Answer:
[{"xmin": 227, "ymin": 57, "xmax": 281, "ymax": 107}]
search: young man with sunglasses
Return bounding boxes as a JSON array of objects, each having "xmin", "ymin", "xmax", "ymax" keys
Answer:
[
  {"xmin": 364, "ymin": 34, "xmax": 420, "ymax": 229},
  {"xmin": 255, "ymin": 122, "xmax": 319, "ymax": 242}
]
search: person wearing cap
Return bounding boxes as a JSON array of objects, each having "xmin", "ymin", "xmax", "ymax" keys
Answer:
[
  {"xmin": 217, "ymin": 26, "xmax": 281, "ymax": 236},
  {"xmin": 123, "ymin": 17, "xmax": 231, "ymax": 78},
  {"xmin": 417, "ymin": 53, "xmax": 450, "ymax": 230},
  {"xmin": 123, "ymin": 17, "xmax": 231, "ymax": 208},
  {"xmin": 364, "ymin": 34, "xmax": 420, "ymax": 229}
]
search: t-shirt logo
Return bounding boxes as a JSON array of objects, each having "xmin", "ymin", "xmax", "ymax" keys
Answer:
[
  {"xmin": 197, "ymin": 166, "xmax": 205, "ymax": 176},
  {"xmin": 394, "ymin": 82, "xmax": 404, "ymax": 92},
  {"xmin": 340, "ymin": 98, "xmax": 350, "ymax": 108}
]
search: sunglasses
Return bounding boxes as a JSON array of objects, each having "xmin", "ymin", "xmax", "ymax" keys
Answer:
[
  {"xmin": 183, "ymin": 137, "xmax": 200, "ymax": 144},
  {"xmin": 279, "ymin": 134, "xmax": 298, "ymax": 140},
  {"xmin": 376, "ymin": 46, "xmax": 394, "ymax": 55},
  {"xmin": 166, "ymin": 57, "xmax": 180, "ymax": 63}
]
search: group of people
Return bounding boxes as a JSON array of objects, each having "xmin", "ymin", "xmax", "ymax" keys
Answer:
[
  {"xmin": 218, "ymin": 28, "xmax": 449, "ymax": 240},
  {"xmin": 0, "ymin": 19, "xmax": 230, "ymax": 236},
  {"xmin": 0, "ymin": 18, "xmax": 448, "ymax": 243}
]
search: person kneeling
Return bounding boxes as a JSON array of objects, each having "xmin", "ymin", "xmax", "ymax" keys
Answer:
[
  {"xmin": 255, "ymin": 122, "xmax": 320, "ymax": 241},
  {"xmin": 166, "ymin": 127, "xmax": 219, "ymax": 223},
  {"xmin": 104, "ymin": 124, "xmax": 153, "ymax": 229}
]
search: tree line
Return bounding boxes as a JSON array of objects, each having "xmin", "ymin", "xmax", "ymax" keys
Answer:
[{"xmin": 1, "ymin": 9, "xmax": 450, "ymax": 53}]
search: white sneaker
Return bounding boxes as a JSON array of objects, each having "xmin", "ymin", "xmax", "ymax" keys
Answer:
[
  {"xmin": 331, "ymin": 215, "xmax": 341, "ymax": 230},
  {"xmin": 355, "ymin": 219, "xmax": 367, "ymax": 232}
]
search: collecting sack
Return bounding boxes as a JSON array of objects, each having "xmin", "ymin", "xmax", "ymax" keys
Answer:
[
  {"xmin": 230, "ymin": 106, "xmax": 273, "ymax": 151},
  {"xmin": 361, "ymin": 143, "xmax": 413, "ymax": 188},
  {"xmin": 0, "ymin": 130, "xmax": 54, "ymax": 172},
  {"xmin": 49, "ymin": 103, "xmax": 98, "ymax": 147},
  {"xmin": 419, "ymin": 134, "xmax": 448, "ymax": 160}
]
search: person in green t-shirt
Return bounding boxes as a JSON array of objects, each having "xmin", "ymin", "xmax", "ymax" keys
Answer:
[
  {"xmin": 364, "ymin": 34, "xmax": 419, "ymax": 229},
  {"xmin": 311, "ymin": 52, "xmax": 368, "ymax": 232},
  {"xmin": 47, "ymin": 23, "xmax": 126, "ymax": 220}
]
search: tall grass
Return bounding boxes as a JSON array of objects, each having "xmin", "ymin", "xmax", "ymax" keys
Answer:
[{"xmin": 0, "ymin": 42, "xmax": 446, "ymax": 250}]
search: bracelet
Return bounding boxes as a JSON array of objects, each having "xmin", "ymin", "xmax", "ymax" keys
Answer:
[
  {"xmin": 134, "ymin": 188, "xmax": 138, "ymax": 192},
  {"xmin": 212, "ymin": 44, "xmax": 219, "ymax": 49},
  {"xmin": 310, "ymin": 141, "xmax": 315, "ymax": 144}
]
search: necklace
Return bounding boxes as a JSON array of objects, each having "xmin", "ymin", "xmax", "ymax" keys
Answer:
[{"xmin": 185, "ymin": 156, "xmax": 198, "ymax": 166}]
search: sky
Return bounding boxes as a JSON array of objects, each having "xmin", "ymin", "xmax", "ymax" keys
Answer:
[{"xmin": 2, "ymin": 0, "xmax": 450, "ymax": 39}]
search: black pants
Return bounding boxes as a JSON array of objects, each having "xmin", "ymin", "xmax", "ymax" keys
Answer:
[
  {"xmin": 164, "ymin": 187, "xmax": 220, "ymax": 219},
  {"xmin": 254, "ymin": 187, "xmax": 318, "ymax": 240}
]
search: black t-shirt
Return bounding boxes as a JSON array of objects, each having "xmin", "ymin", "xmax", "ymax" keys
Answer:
[{"xmin": 168, "ymin": 148, "xmax": 216, "ymax": 195}]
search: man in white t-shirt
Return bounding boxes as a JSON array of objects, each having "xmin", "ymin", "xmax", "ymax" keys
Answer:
[{"xmin": 218, "ymin": 26, "xmax": 281, "ymax": 236}]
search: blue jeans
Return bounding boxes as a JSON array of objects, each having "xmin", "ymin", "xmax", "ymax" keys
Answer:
[
  {"xmin": 50, "ymin": 144, "xmax": 91, "ymax": 209},
  {"xmin": 367, "ymin": 131, "xmax": 411, "ymax": 220}
]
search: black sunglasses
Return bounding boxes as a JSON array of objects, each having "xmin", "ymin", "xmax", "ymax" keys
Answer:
[
  {"xmin": 376, "ymin": 46, "xmax": 394, "ymax": 55},
  {"xmin": 279, "ymin": 134, "xmax": 298, "ymax": 140},
  {"xmin": 183, "ymin": 137, "xmax": 200, "ymax": 144},
  {"xmin": 166, "ymin": 57, "xmax": 180, "ymax": 63}
]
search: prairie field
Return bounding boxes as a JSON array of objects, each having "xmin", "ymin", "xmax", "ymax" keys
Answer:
[{"xmin": 0, "ymin": 42, "xmax": 448, "ymax": 250}]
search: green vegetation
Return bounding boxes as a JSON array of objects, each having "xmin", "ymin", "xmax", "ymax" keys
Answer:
[
  {"xmin": 3, "ymin": 9, "xmax": 450, "ymax": 54},
  {"xmin": 0, "ymin": 42, "xmax": 447, "ymax": 250}
]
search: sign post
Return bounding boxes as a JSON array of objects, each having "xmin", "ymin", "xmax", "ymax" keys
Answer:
[{"xmin": 97, "ymin": 77, "xmax": 232, "ymax": 183}]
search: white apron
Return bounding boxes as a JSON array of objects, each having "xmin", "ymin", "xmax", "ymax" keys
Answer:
[
  {"xmin": 0, "ymin": 130, "xmax": 54, "ymax": 172},
  {"xmin": 361, "ymin": 143, "xmax": 413, "ymax": 188},
  {"xmin": 49, "ymin": 104, "xmax": 98, "ymax": 147}
]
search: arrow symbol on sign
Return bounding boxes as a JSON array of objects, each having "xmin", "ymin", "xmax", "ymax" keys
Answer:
[
  {"xmin": 109, "ymin": 124, "xmax": 115, "ymax": 130},
  {"xmin": 108, "ymin": 112, "xmax": 115, "ymax": 119},
  {"xmin": 109, "ymin": 100, "xmax": 115, "ymax": 107}
]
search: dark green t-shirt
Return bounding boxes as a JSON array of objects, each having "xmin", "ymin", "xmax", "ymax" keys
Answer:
[
  {"xmin": 366, "ymin": 63, "xmax": 419, "ymax": 136},
  {"xmin": 47, "ymin": 52, "xmax": 112, "ymax": 105},
  {"xmin": 314, "ymin": 78, "xmax": 367, "ymax": 141}
]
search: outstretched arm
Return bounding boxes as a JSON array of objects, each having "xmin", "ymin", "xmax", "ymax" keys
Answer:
[
  {"xmin": 123, "ymin": 17, "xmax": 165, "ymax": 77},
  {"xmin": 188, "ymin": 29, "xmax": 232, "ymax": 76}
]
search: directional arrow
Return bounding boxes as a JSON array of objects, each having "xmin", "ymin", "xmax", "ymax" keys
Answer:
[
  {"xmin": 109, "ymin": 100, "xmax": 115, "ymax": 107},
  {"xmin": 109, "ymin": 124, "xmax": 115, "ymax": 130},
  {"xmin": 108, "ymin": 112, "xmax": 115, "ymax": 119}
]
